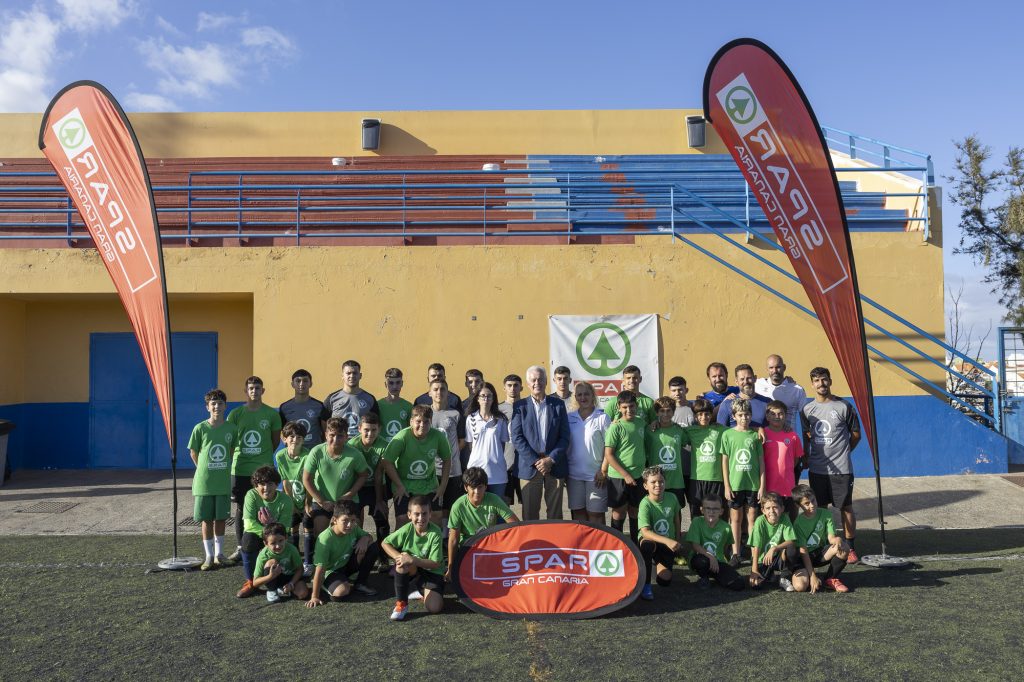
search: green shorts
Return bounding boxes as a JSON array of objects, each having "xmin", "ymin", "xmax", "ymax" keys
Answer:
[{"xmin": 193, "ymin": 494, "xmax": 231, "ymax": 522}]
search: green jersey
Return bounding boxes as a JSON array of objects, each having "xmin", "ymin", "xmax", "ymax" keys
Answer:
[
  {"xmin": 645, "ymin": 425, "xmax": 687, "ymax": 489},
  {"xmin": 254, "ymin": 543, "xmax": 303, "ymax": 579},
  {"xmin": 793, "ymin": 508, "xmax": 836, "ymax": 552},
  {"xmin": 275, "ymin": 447, "xmax": 309, "ymax": 508},
  {"xmin": 377, "ymin": 398, "xmax": 413, "ymax": 442},
  {"xmin": 242, "ymin": 488, "xmax": 294, "ymax": 536},
  {"xmin": 637, "ymin": 493, "xmax": 681, "ymax": 542},
  {"xmin": 314, "ymin": 526, "xmax": 370, "ymax": 573},
  {"xmin": 748, "ymin": 514, "xmax": 797, "ymax": 554},
  {"xmin": 604, "ymin": 393, "xmax": 657, "ymax": 427},
  {"xmin": 383, "ymin": 427, "xmax": 451, "ymax": 495},
  {"xmin": 227, "ymin": 404, "xmax": 283, "ymax": 476},
  {"xmin": 448, "ymin": 493, "xmax": 515, "ymax": 541},
  {"xmin": 303, "ymin": 443, "xmax": 369, "ymax": 502},
  {"xmin": 188, "ymin": 420, "xmax": 235, "ymax": 496},
  {"xmin": 684, "ymin": 423, "xmax": 726, "ymax": 482},
  {"xmin": 383, "ymin": 522, "xmax": 444, "ymax": 575},
  {"xmin": 347, "ymin": 434, "xmax": 388, "ymax": 472},
  {"xmin": 720, "ymin": 428, "xmax": 763, "ymax": 492},
  {"xmin": 604, "ymin": 419, "xmax": 647, "ymax": 480},
  {"xmin": 684, "ymin": 517, "xmax": 734, "ymax": 562}
]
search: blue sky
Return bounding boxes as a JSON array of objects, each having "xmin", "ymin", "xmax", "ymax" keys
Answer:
[{"xmin": 1, "ymin": 0, "xmax": 1019, "ymax": 356}]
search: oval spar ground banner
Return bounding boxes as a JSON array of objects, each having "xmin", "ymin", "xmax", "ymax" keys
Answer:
[{"xmin": 453, "ymin": 520, "xmax": 645, "ymax": 620}]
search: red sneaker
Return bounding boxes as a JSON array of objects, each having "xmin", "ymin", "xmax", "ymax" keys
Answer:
[
  {"xmin": 846, "ymin": 548, "xmax": 860, "ymax": 565},
  {"xmin": 236, "ymin": 579, "xmax": 257, "ymax": 598},
  {"xmin": 824, "ymin": 577, "xmax": 850, "ymax": 593}
]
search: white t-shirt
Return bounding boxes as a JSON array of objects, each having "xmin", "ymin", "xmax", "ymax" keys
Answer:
[
  {"xmin": 465, "ymin": 412, "xmax": 511, "ymax": 485},
  {"xmin": 567, "ymin": 409, "xmax": 612, "ymax": 481},
  {"xmin": 755, "ymin": 377, "xmax": 807, "ymax": 431}
]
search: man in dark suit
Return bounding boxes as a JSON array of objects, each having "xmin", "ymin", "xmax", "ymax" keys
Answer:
[{"xmin": 510, "ymin": 365, "xmax": 570, "ymax": 520}]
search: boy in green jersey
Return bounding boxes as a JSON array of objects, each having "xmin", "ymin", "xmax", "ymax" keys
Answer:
[
  {"xmin": 188, "ymin": 389, "xmax": 234, "ymax": 571},
  {"xmin": 647, "ymin": 397, "xmax": 688, "ymax": 510},
  {"xmin": 302, "ymin": 417, "xmax": 370, "ymax": 545},
  {"xmin": 683, "ymin": 399, "xmax": 727, "ymax": 519},
  {"xmin": 720, "ymin": 398, "xmax": 765, "ymax": 567},
  {"xmin": 382, "ymin": 404, "xmax": 451, "ymax": 526},
  {"xmin": 237, "ymin": 465, "xmax": 295, "ymax": 598},
  {"xmin": 348, "ymin": 413, "xmax": 391, "ymax": 544},
  {"xmin": 445, "ymin": 467, "xmax": 519, "ymax": 579},
  {"xmin": 275, "ymin": 421, "xmax": 311, "ymax": 571},
  {"xmin": 252, "ymin": 522, "xmax": 310, "ymax": 604},
  {"xmin": 602, "ymin": 390, "xmax": 647, "ymax": 544},
  {"xmin": 603, "ymin": 366, "xmax": 657, "ymax": 426},
  {"xmin": 791, "ymin": 484, "xmax": 850, "ymax": 593},
  {"xmin": 378, "ymin": 368, "xmax": 412, "ymax": 442},
  {"xmin": 307, "ymin": 501, "xmax": 380, "ymax": 607},
  {"xmin": 382, "ymin": 495, "xmax": 445, "ymax": 621},
  {"xmin": 636, "ymin": 466, "xmax": 683, "ymax": 601},
  {"xmin": 685, "ymin": 494, "xmax": 744, "ymax": 591},
  {"xmin": 748, "ymin": 492, "xmax": 801, "ymax": 591},
  {"xmin": 226, "ymin": 376, "xmax": 283, "ymax": 562}
]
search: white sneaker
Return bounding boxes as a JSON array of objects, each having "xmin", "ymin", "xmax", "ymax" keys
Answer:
[
  {"xmin": 779, "ymin": 577, "xmax": 795, "ymax": 592},
  {"xmin": 390, "ymin": 600, "xmax": 408, "ymax": 621},
  {"xmin": 266, "ymin": 589, "xmax": 281, "ymax": 603},
  {"xmin": 407, "ymin": 590, "xmax": 423, "ymax": 601}
]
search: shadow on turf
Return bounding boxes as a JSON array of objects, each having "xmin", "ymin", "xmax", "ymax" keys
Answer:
[
  {"xmin": 852, "ymin": 528, "xmax": 1024, "ymax": 556},
  {"xmin": 1, "ymin": 487, "xmax": 158, "ymax": 503},
  {"xmin": 851, "ymin": 488, "xmax": 983, "ymax": 519}
]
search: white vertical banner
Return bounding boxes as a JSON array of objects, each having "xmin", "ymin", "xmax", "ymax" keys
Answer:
[{"xmin": 549, "ymin": 314, "xmax": 660, "ymax": 407}]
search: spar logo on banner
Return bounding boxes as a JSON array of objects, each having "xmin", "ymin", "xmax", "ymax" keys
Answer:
[
  {"xmin": 51, "ymin": 107, "xmax": 158, "ymax": 293},
  {"xmin": 454, "ymin": 521, "xmax": 644, "ymax": 620},
  {"xmin": 549, "ymin": 315, "xmax": 659, "ymax": 404},
  {"xmin": 715, "ymin": 73, "xmax": 848, "ymax": 296}
]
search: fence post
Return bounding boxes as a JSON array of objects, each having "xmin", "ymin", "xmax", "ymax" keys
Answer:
[{"xmin": 295, "ymin": 188, "xmax": 301, "ymax": 246}]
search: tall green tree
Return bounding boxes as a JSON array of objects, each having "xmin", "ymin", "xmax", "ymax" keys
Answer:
[{"xmin": 948, "ymin": 135, "xmax": 1024, "ymax": 324}]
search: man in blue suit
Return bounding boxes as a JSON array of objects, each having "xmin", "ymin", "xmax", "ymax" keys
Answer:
[{"xmin": 510, "ymin": 365, "xmax": 570, "ymax": 520}]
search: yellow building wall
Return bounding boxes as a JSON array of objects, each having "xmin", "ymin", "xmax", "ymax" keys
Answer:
[
  {"xmin": 1, "ymin": 109, "xmax": 725, "ymax": 158},
  {"xmin": 0, "ymin": 235, "xmax": 943, "ymax": 405},
  {"xmin": 0, "ymin": 293, "xmax": 252, "ymax": 403},
  {"xmin": 0, "ymin": 298, "xmax": 26, "ymax": 404}
]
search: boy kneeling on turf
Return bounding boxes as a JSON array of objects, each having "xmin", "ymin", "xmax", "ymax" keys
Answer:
[
  {"xmin": 252, "ymin": 522, "xmax": 310, "ymax": 603},
  {"xmin": 748, "ymin": 492, "xmax": 802, "ymax": 591},
  {"xmin": 382, "ymin": 495, "xmax": 445, "ymax": 621},
  {"xmin": 237, "ymin": 465, "xmax": 294, "ymax": 598},
  {"xmin": 636, "ymin": 466, "xmax": 683, "ymax": 601},
  {"xmin": 307, "ymin": 500, "xmax": 380, "ymax": 608},
  {"xmin": 792, "ymin": 484, "xmax": 850, "ymax": 593},
  {"xmin": 685, "ymin": 494, "xmax": 744, "ymax": 591},
  {"xmin": 446, "ymin": 467, "xmax": 519, "ymax": 580}
]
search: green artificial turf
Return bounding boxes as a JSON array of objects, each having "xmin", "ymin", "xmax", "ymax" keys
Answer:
[{"xmin": 1, "ymin": 529, "xmax": 1022, "ymax": 681}]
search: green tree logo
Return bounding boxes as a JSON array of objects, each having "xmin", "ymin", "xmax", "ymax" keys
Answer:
[
  {"xmin": 593, "ymin": 551, "xmax": 621, "ymax": 576},
  {"xmin": 725, "ymin": 86, "xmax": 757, "ymax": 125},
  {"xmin": 575, "ymin": 323, "xmax": 631, "ymax": 377},
  {"xmin": 57, "ymin": 118, "xmax": 86, "ymax": 149}
]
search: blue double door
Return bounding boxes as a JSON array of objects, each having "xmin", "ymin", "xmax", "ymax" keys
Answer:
[{"xmin": 89, "ymin": 332, "xmax": 218, "ymax": 469}]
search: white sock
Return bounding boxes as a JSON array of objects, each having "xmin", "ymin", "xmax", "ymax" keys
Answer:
[
  {"xmin": 203, "ymin": 538, "xmax": 215, "ymax": 558},
  {"xmin": 214, "ymin": 536, "xmax": 224, "ymax": 556}
]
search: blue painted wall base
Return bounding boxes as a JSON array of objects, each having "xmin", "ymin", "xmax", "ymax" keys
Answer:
[{"xmin": 0, "ymin": 395, "xmax": 1014, "ymax": 475}]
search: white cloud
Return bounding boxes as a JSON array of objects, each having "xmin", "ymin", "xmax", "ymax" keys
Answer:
[
  {"xmin": 197, "ymin": 11, "xmax": 244, "ymax": 32},
  {"xmin": 138, "ymin": 37, "xmax": 237, "ymax": 99},
  {"xmin": 122, "ymin": 91, "xmax": 178, "ymax": 112},
  {"xmin": 0, "ymin": 9, "xmax": 60, "ymax": 112},
  {"xmin": 155, "ymin": 15, "xmax": 184, "ymax": 38},
  {"xmin": 58, "ymin": 0, "xmax": 134, "ymax": 32},
  {"xmin": 241, "ymin": 26, "xmax": 294, "ymax": 55}
]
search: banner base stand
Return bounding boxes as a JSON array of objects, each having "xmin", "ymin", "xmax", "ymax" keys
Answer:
[
  {"xmin": 860, "ymin": 554, "xmax": 912, "ymax": 569},
  {"xmin": 157, "ymin": 557, "xmax": 203, "ymax": 571}
]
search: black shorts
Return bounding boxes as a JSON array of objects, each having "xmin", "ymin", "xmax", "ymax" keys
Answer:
[
  {"xmin": 441, "ymin": 476, "xmax": 463, "ymax": 512},
  {"xmin": 728, "ymin": 489, "xmax": 759, "ymax": 510},
  {"xmin": 639, "ymin": 539, "xmax": 678, "ymax": 568},
  {"xmin": 607, "ymin": 477, "xmax": 645, "ymax": 509},
  {"xmin": 240, "ymin": 531, "xmax": 263, "ymax": 554},
  {"xmin": 807, "ymin": 546, "xmax": 829, "ymax": 567},
  {"xmin": 404, "ymin": 570, "xmax": 446, "ymax": 594},
  {"xmin": 357, "ymin": 486, "xmax": 376, "ymax": 511},
  {"xmin": 808, "ymin": 472, "xmax": 854, "ymax": 510},
  {"xmin": 689, "ymin": 480, "xmax": 725, "ymax": 515},
  {"xmin": 290, "ymin": 510, "xmax": 304, "ymax": 529},
  {"xmin": 667, "ymin": 487, "xmax": 687, "ymax": 510},
  {"xmin": 231, "ymin": 475, "xmax": 253, "ymax": 504},
  {"xmin": 393, "ymin": 490, "xmax": 437, "ymax": 517},
  {"xmin": 310, "ymin": 500, "xmax": 333, "ymax": 521},
  {"xmin": 263, "ymin": 571, "xmax": 297, "ymax": 591}
]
